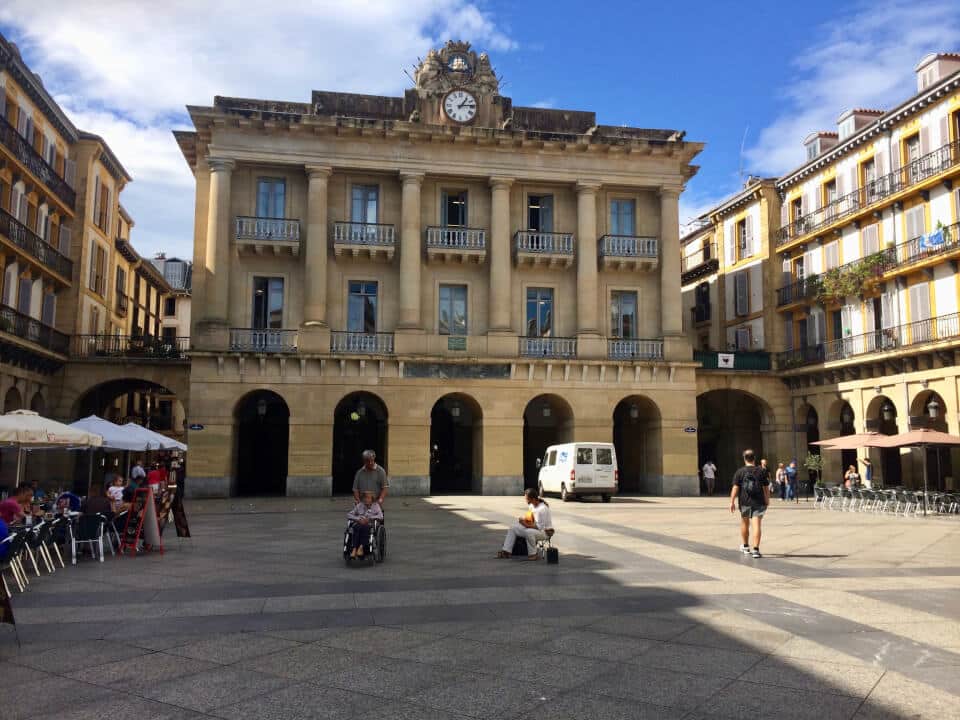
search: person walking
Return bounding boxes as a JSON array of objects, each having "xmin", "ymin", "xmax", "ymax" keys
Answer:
[
  {"xmin": 859, "ymin": 457, "xmax": 873, "ymax": 488},
  {"xmin": 729, "ymin": 449, "xmax": 770, "ymax": 559},
  {"xmin": 774, "ymin": 462, "xmax": 786, "ymax": 498},
  {"xmin": 784, "ymin": 460, "xmax": 798, "ymax": 501},
  {"xmin": 353, "ymin": 450, "xmax": 389, "ymax": 506},
  {"xmin": 702, "ymin": 460, "xmax": 717, "ymax": 496}
]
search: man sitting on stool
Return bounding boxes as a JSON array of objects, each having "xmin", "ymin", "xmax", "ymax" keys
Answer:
[{"xmin": 497, "ymin": 489, "xmax": 553, "ymax": 561}]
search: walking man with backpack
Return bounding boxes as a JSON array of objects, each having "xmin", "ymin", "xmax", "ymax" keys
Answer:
[{"xmin": 729, "ymin": 449, "xmax": 770, "ymax": 559}]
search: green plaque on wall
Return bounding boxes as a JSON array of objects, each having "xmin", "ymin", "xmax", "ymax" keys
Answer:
[{"xmin": 447, "ymin": 336, "xmax": 467, "ymax": 351}]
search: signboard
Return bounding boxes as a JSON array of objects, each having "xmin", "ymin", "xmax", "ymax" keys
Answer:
[
  {"xmin": 447, "ymin": 336, "xmax": 467, "ymax": 351},
  {"xmin": 683, "ymin": 426, "xmax": 697, "ymax": 433},
  {"xmin": 120, "ymin": 487, "xmax": 163, "ymax": 557},
  {"xmin": 188, "ymin": 423, "xmax": 204, "ymax": 431},
  {"xmin": 156, "ymin": 486, "xmax": 176, "ymax": 533}
]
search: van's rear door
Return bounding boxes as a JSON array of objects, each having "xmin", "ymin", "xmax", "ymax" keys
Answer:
[
  {"xmin": 594, "ymin": 446, "xmax": 615, "ymax": 487},
  {"xmin": 574, "ymin": 446, "xmax": 594, "ymax": 486}
]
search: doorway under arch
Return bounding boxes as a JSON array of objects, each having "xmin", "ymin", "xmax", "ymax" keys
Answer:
[
  {"xmin": 523, "ymin": 395, "xmax": 573, "ymax": 489},
  {"xmin": 75, "ymin": 378, "xmax": 186, "ymax": 435},
  {"xmin": 911, "ymin": 390, "xmax": 951, "ymax": 491},
  {"xmin": 30, "ymin": 391, "xmax": 45, "ymax": 414},
  {"xmin": 834, "ymin": 401, "xmax": 857, "ymax": 478},
  {"xmin": 866, "ymin": 395, "xmax": 900, "ymax": 487},
  {"xmin": 235, "ymin": 390, "xmax": 289, "ymax": 496},
  {"xmin": 697, "ymin": 390, "xmax": 768, "ymax": 494},
  {"xmin": 430, "ymin": 393, "xmax": 482, "ymax": 494},
  {"xmin": 332, "ymin": 392, "xmax": 388, "ymax": 495},
  {"xmin": 4, "ymin": 386, "xmax": 22, "ymax": 412},
  {"xmin": 613, "ymin": 396, "xmax": 662, "ymax": 494}
]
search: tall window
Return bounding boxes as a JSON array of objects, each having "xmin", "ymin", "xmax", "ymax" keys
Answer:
[
  {"xmin": 734, "ymin": 271, "xmax": 749, "ymax": 317},
  {"xmin": 609, "ymin": 199, "xmax": 636, "ymax": 235},
  {"xmin": 17, "ymin": 278, "xmax": 30, "ymax": 314},
  {"xmin": 256, "ymin": 178, "xmax": 286, "ymax": 218},
  {"xmin": 115, "ymin": 267, "xmax": 126, "ymax": 297},
  {"xmin": 438, "ymin": 284, "xmax": 467, "ymax": 335},
  {"xmin": 736, "ymin": 216, "xmax": 754, "ymax": 260},
  {"xmin": 164, "ymin": 297, "xmax": 176, "ymax": 317},
  {"xmin": 610, "ymin": 291, "xmax": 638, "ymax": 338},
  {"xmin": 89, "ymin": 306, "xmax": 100, "ymax": 335},
  {"xmin": 904, "ymin": 205, "xmax": 925, "ymax": 241},
  {"xmin": 442, "ymin": 190, "xmax": 467, "ymax": 227},
  {"xmin": 527, "ymin": 195, "xmax": 553, "ymax": 232},
  {"xmin": 347, "ymin": 281, "xmax": 377, "ymax": 333},
  {"xmin": 41, "ymin": 293, "xmax": 55, "ymax": 327},
  {"xmin": 791, "ymin": 197, "xmax": 803, "ymax": 223},
  {"xmin": 252, "ymin": 277, "xmax": 284, "ymax": 329},
  {"xmin": 89, "ymin": 243, "xmax": 107, "ymax": 296},
  {"xmin": 905, "ymin": 135, "xmax": 922, "ymax": 184},
  {"xmin": 162, "ymin": 326, "xmax": 177, "ymax": 344},
  {"xmin": 824, "ymin": 179, "xmax": 837, "ymax": 206},
  {"xmin": 350, "ymin": 185, "xmax": 378, "ymax": 224},
  {"xmin": 526, "ymin": 287, "xmax": 553, "ymax": 337}
]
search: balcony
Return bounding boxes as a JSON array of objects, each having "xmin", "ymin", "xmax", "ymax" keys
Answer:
[
  {"xmin": 694, "ymin": 350, "xmax": 771, "ymax": 371},
  {"xmin": 690, "ymin": 304, "xmax": 711, "ymax": 325},
  {"xmin": 776, "ymin": 139, "xmax": 960, "ymax": 248},
  {"xmin": 330, "ymin": 331, "xmax": 395, "ymax": 354},
  {"xmin": 0, "ymin": 208, "xmax": 73, "ymax": 279},
  {"xmin": 228, "ymin": 328, "xmax": 298, "ymax": 353},
  {"xmin": 777, "ymin": 312, "xmax": 960, "ymax": 369},
  {"xmin": 234, "ymin": 216, "xmax": 301, "ymax": 256},
  {"xmin": 514, "ymin": 231, "xmax": 575, "ymax": 268},
  {"xmin": 607, "ymin": 338, "xmax": 663, "ymax": 360},
  {"xmin": 333, "ymin": 221, "xmax": 396, "ymax": 261},
  {"xmin": 71, "ymin": 334, "xmax": 188, "ymax": 360},
  {"xmin": 0, "ymin": 114, "xmax": 75, "ymax": 208},
  {"xmin": 776, "ymin": 277, "xmax": 823, "ymax": 307},
  {"xmin": 681, "ymin": 242, "xmax": 719, "ymax": 284},
  {"xmin": 115, "ymin": 292, "xmax": 129, "ymax": 317},
  {"xmin": 0, "ymin": 305, "xmax": 69, "ymax": 355},
  {"xmin": 519, "ymin": 336, "xmax": 577, "ymax": 358},
  {"xmin": 426, "ymin": 226, "xmax": 486, "ymax": 264},
  {"xmin": 598, "ymin": 235, "xmax": 658, "ymax": 271}
]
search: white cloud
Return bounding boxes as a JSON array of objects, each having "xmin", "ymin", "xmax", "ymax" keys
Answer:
[
  {"xmin": 529, "ymin": 98, "xmax": 556, "ymax": 109},
  {"xmin": 744, "ymin": 0, "xmax": 960, "ymax": 176},
  {"xmin": 0, "ymin": 1, "xmax": 515, "ymax": 257}
]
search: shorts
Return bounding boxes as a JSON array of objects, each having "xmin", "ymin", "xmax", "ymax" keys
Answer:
[{"xmin": 740, "ymin": 505, "xmax": 767, "ymax": 519}]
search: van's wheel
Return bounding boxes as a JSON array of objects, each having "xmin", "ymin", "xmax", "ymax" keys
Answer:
[
  {"xmin": 538, "ymin": 482, "xmax": 545, "ymax": 498},
  {"xmin": 602, "ymin": 494, "xmax": 612, "ymax": 503},
  {"xmin": 561, "ymin": 484, "xmax": 572, "ymax": 502}
]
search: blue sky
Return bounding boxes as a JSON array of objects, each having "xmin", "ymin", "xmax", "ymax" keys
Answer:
[{"xmin": 3, "ymin": 0, "xmax": 960, "ymax": 258}]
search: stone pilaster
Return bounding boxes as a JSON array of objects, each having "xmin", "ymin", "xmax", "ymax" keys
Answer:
[
  {"xmin": 576, "ymin": 182, "xmax": 601, "ymax": 336},
  {"xmin": 300, "ymin": 165, "xmax": 332, "ymax": 353},
  {"xmin": 488, "ymin": 176, "xmax": 514, "ymax": 334},
  {"xmin": 660, "ymin": 187, "xmax": 683, "ymax": 337},
  {"xmin": 204, "ymin": 157, "xmax": 235, "ymax": 325},
  {"xmin": 398, "ymin": 172, "xmax": 424, "ymax": 330}
]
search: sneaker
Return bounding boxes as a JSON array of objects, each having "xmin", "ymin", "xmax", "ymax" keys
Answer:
[
  {"xmin": 740, "ymin": 544, "xmax": 750, "ymax": 555},
  {"xmin": 751, "ymin": 547, "xmax": 762, "ymax": 559}
]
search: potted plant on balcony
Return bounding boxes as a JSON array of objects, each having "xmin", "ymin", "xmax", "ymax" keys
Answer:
[{"xmin": 814, "ymin": 251, "xmax": 888, "ymax": 305}]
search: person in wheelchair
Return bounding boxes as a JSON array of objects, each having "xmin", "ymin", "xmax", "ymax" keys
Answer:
[{"xmin": 345, "ymin": 491, "xmax": 383, "ymax": 559}]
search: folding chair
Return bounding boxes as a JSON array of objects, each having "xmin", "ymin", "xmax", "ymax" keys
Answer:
[
  {"xmin": 2, "ymin": 535, "xmax": 25, "ymax": 595},
  {"xmin": 45, "ymin": 517, "xmax": 67, "ymax": 568},
  {"xmin": 26, "ymin": 522, "xmax": 55, "ymax": 574},
  {"xmin": 72, "ymin": 514, "xmax": 106, "ymax": 564},
  {"xmin": 2, "ymin": 532, "xmax": 30, "ymax": 592}
]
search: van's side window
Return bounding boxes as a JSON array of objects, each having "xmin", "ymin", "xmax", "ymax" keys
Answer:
[
  {"xmin": 548, "ymin": 450, "xmax": 557, "ymax": 466},
  {"xmin": 596, "ymin": 448, "xmax": 613, "ymax": 465},
  {"xmin": 576, "ymin": 448, "xmax": 593, "ymax": 464}
]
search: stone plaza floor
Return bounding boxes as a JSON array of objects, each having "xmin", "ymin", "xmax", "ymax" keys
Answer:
[{"xmin": 1, "ymin": 495, "xmax": 959, "ymax": 719}]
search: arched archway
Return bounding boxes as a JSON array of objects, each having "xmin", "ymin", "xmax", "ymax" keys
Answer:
[
  {"xmin": 523, "ymin": 395, "xmax": 573, "ymax": 489},
  {"xmin": 332, "ymin": 392, "xmax": 388, "ymax": 495},
  {"xmin": 832, "ymin": 400, "xmax": 857, "ymax": 479},
  {"xmin": 613, "ymin": 396, "xmax": 662, "ymax": 494},
  {"xmin": 911, "ymin": 390, "xmax": 951, "ymax": 491},
  {"xmin": 4, "ymin": 387, "xmax": 22, "ymax": 412},
  {"xmin": 697, "ymin": 390, "xmax": 769, "ymax": 494},
  {"xmin": 234, "ymin": 390, "xmax": 289, "ymax": 496},
  {"xmin": 30, "ymin": 391, "xmax": 45, "ymax": 414},
  {"xmin": 74, "ymin": 379, "xmax": 186, "ymax": 435},
  {"xmin": 802, "ymin": 405, "xmax": 820, "ymax": 490},
  {"xmin": 866, "ymin": 395, "xmax": 901, "ymax": 487},
  {"xmin": 430, "ymin": 393, "xmax": 482, "ymax": 494}
]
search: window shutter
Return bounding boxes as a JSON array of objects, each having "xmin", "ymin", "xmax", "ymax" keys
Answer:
[
  {"xmin": 875, "ymin": 149, "xmax": 886, "ymax": 177},
  {"xmin": 744, "ymin": 215, "xmax": 754, "ymax": 256},
  {"xmin": 906, "ymin": 206, "xmax": 925, "ymax": 240},
  {"xmin": 806, "ymin": 247, "xmax": 822, "ymax": 275},
  {"xmin": 880, "ymin": 292, "xmax": 895, "ymax": 329},
  {"xmin": 725, "ymin": 230, "xmax": 735, "ymax": 267},
  {"xmin": 780, "ymin": 200, "xmax": 788, "ymax": 227},
  {"xmin": 940, "ymin": 116, "xmax": 950, "ymax": 148},
  {"xmin": 89, "ymin": 240, "xmax": 97, "ymax": 290},
  {"xmin": 17, "ymin": 193, "xmax": 27, "ymax": 224},
  {"xmin": 541, "ymin": 195, "xmax": 553, "ymax": 233},
  {"xmin": 890, "ymin": 142, "xmax": 901, "ymax": 175},
  {"xmin": 815, "ymin": 187, "xmax": 822, "ymax": 211},
  {"xmin": 0, "ymin": 91, "xmax": 5, "ymax": 119},
  {"xmin": 864, "ymin": 301, "xmax": 875, "ymax": 334},
  {"xmin": 910, "ymin": 283, "xmax": 931, "ymax": 321},
  {"xmin": 841, "ymin": 304, "xmax": 855, "ymax": 335},
  {"xmin": 825, "ymin": 241, "xmax": 839, "ymax": 270},
  {"xmin": 782, "ymin": 257, "xmax": 792, "ymax": 286},
  {"xmin": 784, "ymin": 316, "xmax": 794, "ymax": 350},
  {"xmin": 93, "ymin": 176, "xmax": 101, "ymax": 222},
  {"xmin": 15, "ymin": 107, "xmax": 26, "ymax": 137},
  {"xmin": 863, "ymin": 224, "xmax": 879, "ymax": 254},
  {"xmin": 919, "ymin": 126, "xmax": 930, "ymax": 156},
  {"xmin": 849, "ymin": 167, "xmax": 858, "ymax": 195},
  {"xmin": 836, "ymin": 173, "xmax": 844, "ymax": 197},
  {"xmin": 105, "ymin": 188, "xmax": 112, "ymax": 235},
  {"xmin": 64, "ymin": 159, "xmax": 76, "ymax": 188},
  {"xmin": 735, "ymin": 326, "xmax": 751, "ymax": 350},
  {"xmin": 58, "ymin": 224, "xmax": 71, "ymax": 256},
  {"xmin": 735, "ymin": 271, "xmax": 749, "ymax": 317}
]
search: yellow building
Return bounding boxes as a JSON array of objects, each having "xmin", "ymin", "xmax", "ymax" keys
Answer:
[
  {"xmin": 177, "ymin": 41, "xmax": 703, "ymax": 498},
  {"xmin": 685, "ymin": 51, "xmax": 960, "ymax": 491}
]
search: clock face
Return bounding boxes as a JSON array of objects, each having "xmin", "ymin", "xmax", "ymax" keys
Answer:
[{"xmin": 443, "ymin": 89, "xmax": 477, "ymax": 124}]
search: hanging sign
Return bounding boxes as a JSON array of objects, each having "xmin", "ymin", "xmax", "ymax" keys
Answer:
[
  {"xmin": 188, "ymin": 424, "xmax": 204, "ymax": 431},
  {"xmin": 683, "ymin": 426, "xmax": 697, "ymax": 433}
]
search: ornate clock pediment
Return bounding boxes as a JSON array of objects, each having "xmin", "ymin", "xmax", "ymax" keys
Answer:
[{"xmin": 414, "ymin": 40, "xmax": 499, "ymax": 98}]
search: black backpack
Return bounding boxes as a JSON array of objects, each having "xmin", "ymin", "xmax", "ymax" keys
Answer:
[{"xmin": 742, "ymin": 467, "xmax": 765, "ymax": 504}]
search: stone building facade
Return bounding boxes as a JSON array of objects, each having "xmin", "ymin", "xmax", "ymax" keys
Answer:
[{"xmin": 177, "ymin": 41, "xmax": 704, "ymax": 498}]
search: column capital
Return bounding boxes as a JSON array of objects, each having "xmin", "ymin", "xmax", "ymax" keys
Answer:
[
  {"xmin": 576, "ymin": 180, "xmax": 602, "ymax": 194},
  {"xmin": 400, "ymin": 171, "xmax": 425, "ymax": 186},
  {"xmin": 659, "ymin": 185, "xmax": 682, "ymax": 199},
  {"xmin": 305, "ymin": 164, "xmax": 332, "ymax": 180},
  {"xmin": 206, "ymin": 157, "xmax": 235, "ymax": 173},
  {"xmin": 489, "ymin": 176, "xmax": 514, "ymax": 190}
]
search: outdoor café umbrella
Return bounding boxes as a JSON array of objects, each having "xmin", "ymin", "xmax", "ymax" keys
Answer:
[
  {"xmin": 0, "ymin": 410, "xmax": 103, "ymax": 487},
  {"xmin": 69, "ymin": 415, "xmax": 152, "ymax": 451},
  {"xmin": 870, "ymin": 429, "xmax": 960, "ymax": 515},
  {"xmin": 121, "ymin": 423, "xmax": 187, "ymax": 452},
  {"xmin": 810, "ymin": 433, "xmax": 883, "ymax": 450}
]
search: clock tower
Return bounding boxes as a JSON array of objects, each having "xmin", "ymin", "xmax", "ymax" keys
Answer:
[{"xmin": 412, "ymin": 41, "xmax": 506, "ymax": 128}]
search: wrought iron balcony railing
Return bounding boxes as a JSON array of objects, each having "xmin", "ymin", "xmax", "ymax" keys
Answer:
[
  {"xmin": 330, "ymin": 331, "xmax": 395, "ymax": 354},
  {"xmin": 776, "ymin": 312, "xmax": 960, "ymax": 369},
  {"xmin": 0, "ymin": 114, "xmax": 75, "ymax": 207},
  {"xmin": 0, "ymin": 208, "xmax": 73, "ymax": 279},
  {"xmin": 690, "ymin": 304, "xmax": 711, "ymax": 324},
  {"xmin": 0, "ymin": 304, "xmax": 69, "ymax": 355},
  {"xmin": 514, "ymin": 230, "xmax": 574, "ymax": 255},
  {"xmin": 776, "ymin": 139, "xmax": 960, "ymax": 247},
  {"xmin": 333, "ymin": 221, "xmax": 395, "ymax": 246},
  {"xmin": 235, "ymin": 216, "xmax": 301, "ymax": 242},
  {"xmin": 694, "ymin": 350, "xmax": 771, "ymax": 371},
  {"xmin": 228, "ymin": 328, "xmax": 298, "ymax": 353},
  {"xmin": 607, "ymin": 338, "xmax": 663, "ymax": 360},
  {"xmin": 71, "ymin": 334, "xmax": 188, "ymax": 360},
  {"xmin": 519, "ymin": 336, "xmax": 577, "ymax": 358},
  {"xmin": 115, "ymin": 292, "xmax": 129, "ymax": 316},
  {"xmin": 426, "ymin": 226, "xmax": 486, "ymax": 250}
]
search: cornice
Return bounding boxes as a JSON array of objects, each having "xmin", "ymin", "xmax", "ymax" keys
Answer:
[{"xmin": 0, "ymin": 37, "xmax": 78, "ymax": 143}]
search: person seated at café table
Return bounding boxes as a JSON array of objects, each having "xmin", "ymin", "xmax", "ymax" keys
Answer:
[
  {"xmin": 31, "ymin": 480, "xmax": 46, "ymax": 502},
  {"xmin": 0, "ymin": 495, "xmax": 24, "ymax": 526},
  {"xmin": 57, "ymin": 491, "xmax": 82, "ymax": 513},
  {"xmin": 81, "ymin": 483, "xmax": 113, "ymax": 516}
]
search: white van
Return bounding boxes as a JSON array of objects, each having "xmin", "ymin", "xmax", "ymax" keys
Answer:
[{"xmin": 536, "ymin": 442, "xmax": 618, "ymax": 502}]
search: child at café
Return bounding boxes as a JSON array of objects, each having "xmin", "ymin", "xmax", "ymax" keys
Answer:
[
  {"xmin": 346, "ymin": 490, "xmax": 383, "ymax": 558},
  {"xmin": 107, "ymin": 475, "xmax": 125, "ymax": 505}
]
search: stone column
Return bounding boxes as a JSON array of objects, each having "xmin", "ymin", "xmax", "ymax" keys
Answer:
[
  {"xmin": 204, "ymin": 158, "xmax": 235, "ymax": 324},
  {"xmin": 576, "ymin": 182, "xmax": 604, "ymax": 358},
  {"xmin": 488, "ymin": 176, "xmax": 514, "ymax": 334},
  {"xmin": 660, "ymin": 187, "xmax": 682, "ymax": 336},
  {"xmin": 304, "ymin": 165, "xmax": 331, "ymax": 325},
  {"xmin": 398, "ymin": 172, "xmax": 424, "ymax": 330}
]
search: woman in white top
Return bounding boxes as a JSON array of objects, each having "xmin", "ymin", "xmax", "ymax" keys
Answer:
[{"xmin": 497, "ymin": 488, "xmax": 554, "ymax": 560}]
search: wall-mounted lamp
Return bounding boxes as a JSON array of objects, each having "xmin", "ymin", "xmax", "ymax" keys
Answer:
[
  {"xmin": 927, "ymin": 397, "xmax": 940, "ymax": 419},
  {"xmin": 256, "ymin": 398, "xmax": 267, "ymax": 419},
  {"xmin": 629, "ymin": 404, "xmax": 639, "ymax": 420},
  {"xmin": 881, "ymin": 401, "xmax": 895, "ymax": 422}
]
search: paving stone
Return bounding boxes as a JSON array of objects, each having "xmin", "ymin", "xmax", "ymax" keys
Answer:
[
  {"xmin": 45, "ymin": 693, "xmax": 212, "ymax": 720},
  {"xmin": 163, "ymin": 631, "xmax": 302, "ymax": 664},
  {"xmin": 541, "ymin": 629, "xmax": 653, "ymax": 661},
  {"xmin": 10, "ymin": 638, "xmax": 153, "ymax": 674},
  {"xmin": 698, "ymin": 680, "xmax": 867, "ymax": 720},
  {"xmin": 209, "ymin": 683, "xmax": 381, "ymax": 720},
  {"xmin": 237, "ymin": 642, "xmax": 364, "ymax": 681},
  {"xmin": 630, "ymin": 640, "xmax": 763, "ymax": 678},
  {"xmin": 68, "ymin": 651, "xmax": 220, "ymax": 691},
  {"xmin": 0, "ymin": 661, "xmax": 112, "ymax": 720},
  {"xmin": 587, "ymin": 664, "xmax": 731, "ymax": 709},
  {"xmin": 137, "ymin": 665, "xmax": 291, "ymax": 712},
  {"xmin": 515, "ymin": 690, "xmax": 688, "ymax": 720},
  {"xmin": 587, "ymin": 613, "xmax": 696, "ymax": 641},
  {"xmin": 405, "ymin": 675, "xmax": 557, "ymax": 719}
]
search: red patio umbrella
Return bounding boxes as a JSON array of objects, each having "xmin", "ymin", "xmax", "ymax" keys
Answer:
[{"xmin": 869, "ymin": 429, "xmax": 960, "ymax": 515}]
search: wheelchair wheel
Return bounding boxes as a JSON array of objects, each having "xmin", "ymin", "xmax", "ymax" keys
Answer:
[{"xmin": 375, "ymin": 525, "xmax": 386, "ymax": 563}]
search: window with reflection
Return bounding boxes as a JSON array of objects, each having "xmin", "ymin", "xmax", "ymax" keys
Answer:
[
  {"xmin": 347, "ymin": 281, "xmax": 378, "ymax": 333},
  {"xmin": 252, "ymin": 277, "xmax": 284, "ymax": 329},
  {"xmin": 610, "ymin": 290, "xmax": 638, "ymax": 338},
  {"xmin": 526, "ymin": 287, "xmax": 553, "ymax": 337},
  {"xmin": 439, "ymin": 284, "xmax": 467, "ymax": 335},
  {"xmin": 256, "ymin": 178, "xmax": 286, "ymax": 218}
]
